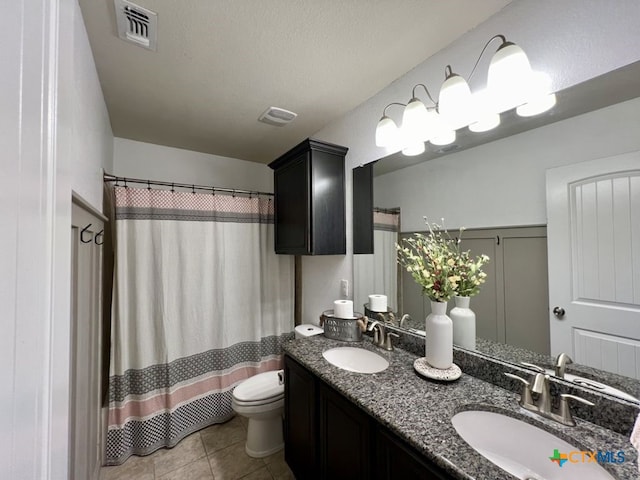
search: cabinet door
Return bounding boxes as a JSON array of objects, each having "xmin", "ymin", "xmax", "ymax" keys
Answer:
[
  {"xmin": 319, "ymin": 383, "xmax": 371, "ymax": 480},
  {"xmin": 284, "ymin": 356, "xmax": 319, "ymax": 479},
  {"xmin": 375, "ymin": 428, "xmax": 449, "ymax": 480},
  {"xmin": 274, "ymin": 152, "xmax": 310, "ymax": 254},
  {"xmin": 310, "ymin": 150, "xmax": 346, "ymax": 254},
  {"xmin": 353, "ymin": 163, "xmax": 374, "ymax": 254}
]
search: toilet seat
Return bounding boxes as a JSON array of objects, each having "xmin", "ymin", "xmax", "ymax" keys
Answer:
[
  {"xmin": 232, "ymin": 393, "xmax": 284, "ymax": 408},
  {"xmin": 232, "ymin": 370, "xmax": 284, "ymax": 405}
]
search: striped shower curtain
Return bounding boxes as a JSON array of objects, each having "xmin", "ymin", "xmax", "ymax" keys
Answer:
[
  {"xmin": 354, "ymin": 209, "xmax": 400, "ymax": 313},
  {"xmin": 105, "ymin": 186, "xmax": 293, "ymax": 465}
]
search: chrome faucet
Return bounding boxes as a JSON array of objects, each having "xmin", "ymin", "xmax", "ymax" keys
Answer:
[
  {"xmin": 504, "ymin": 372, "xmax": 594, "ymax": 426},
  {"xmin": 531, "ymin": 373, "xmax": 552, "ymax": 414},
  {"xmin": 367, "ymin": 320, "xmax": 386, "ymax": 347},
  {"xmin": 554, "ymin": 353, "xmax": 573, "ymax": 378},
  {"xmin": 399, "ymin": 314, "xmax": 412, "ymax": 328},
  {"xmin": 367, "ymin": 320, "xmax": 400, "ymax": 350}
]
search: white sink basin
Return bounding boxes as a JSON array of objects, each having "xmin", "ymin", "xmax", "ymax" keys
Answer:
[
  {"xmin": 322, "ymin": 347, "xmax": 389, "ymax": 373},
  {"xmin": 452, "ymin": 410, "xmax": 615, "ymax": 479}
]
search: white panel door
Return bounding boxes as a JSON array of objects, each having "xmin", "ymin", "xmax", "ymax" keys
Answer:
[
  {"xmin": 70, "ymin": 199, "xmax": 105, "ymax": 480},
  {"xmin": 546, "ymin": 151, "xmax": 640, "ymax": 377}
]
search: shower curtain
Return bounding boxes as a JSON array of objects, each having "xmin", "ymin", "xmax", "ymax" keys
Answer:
[
  {"xmin": 354, "ymin": 209, "xmax": 400, "ymax": 313},
  {"xmin": 105, "ymin": 185, "xmax": 293, "ymax": 465}
]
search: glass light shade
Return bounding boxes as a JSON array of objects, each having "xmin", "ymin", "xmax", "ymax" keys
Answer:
[
  {"xmin": 469, "ymin": 89, "xmax": 500, "ymax": 132},
  {"xmin": 375, "ymin": 115, "xmax": 399, "ymax": 147},
  {"xmin": 469, "ymin": 113, "xmax": 500, "ymax": 132},
  {"xmin": 402, "ymin": 98, "xmax": 430, "ymax": 143},
  {"xmin": 438, "ymin": 73, "xmax": 473, "ymax": 129},
  {"xmin": 487, "ymin": 42, "xmax": 533, "ymax": 113},
  {"xmin": 402, "ymin": 142, "xmax": 426, "ymax": 156},
  {"xmin": 516, "ymin": 93, "xmax": 556, "ymax": 117},
  {"xmin": 430, "ymin": 129, "xmax": 456, "ymax": 146},
  {"xmin": 516, "ymin": 72, "xmax": 556, "ymax": 117}
]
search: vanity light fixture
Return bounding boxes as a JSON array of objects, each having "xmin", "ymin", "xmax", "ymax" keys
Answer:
[{"xmin": 374, "ymin": 34, "xmax": 556, "ymax": 155}]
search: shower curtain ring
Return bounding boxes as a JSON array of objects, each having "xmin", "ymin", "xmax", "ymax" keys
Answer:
[
  {"xmin": 232, "ymin": 189, "xmax": 236, "ymax": 197},
  {"xmin": 192, "ymin": 185, "xmax": 195, "ymax": 194},
  {"xmin": 95, "ymin": 230, "xmax": 104, "ymax": 245},
  {"xmin": 147, "ymin": 180, "xmax": 151, "ymax": 190},
  {"xmin": 171, "ymin": 183, "xmax": 175, "ymax": 192},
  {"xmin": 211, "ymin": 188, "xmax": 215, "ymax": 196},
  {"xmin": 124, "ymin": 179, "xmax": 128, "ymax": 188}
]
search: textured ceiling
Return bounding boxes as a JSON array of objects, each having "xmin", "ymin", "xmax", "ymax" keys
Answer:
[{"xmin": 78, "ymin": 0, "xmax": 510, "ymax": 163}]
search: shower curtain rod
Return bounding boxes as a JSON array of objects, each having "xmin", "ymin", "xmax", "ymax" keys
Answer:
[{"xmin": 103, "ymin": 173, "xmax": 274, "ymax": 197}]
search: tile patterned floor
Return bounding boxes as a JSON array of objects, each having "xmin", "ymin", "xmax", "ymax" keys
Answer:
[{"xmin": 100, "ymin": 416, "xmax": 294, "ymax": 480}]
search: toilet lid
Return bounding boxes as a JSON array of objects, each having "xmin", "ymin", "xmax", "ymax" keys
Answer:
[{"xmin": 233, "ymin": 370, "xmax": 284, "ymax": 403}]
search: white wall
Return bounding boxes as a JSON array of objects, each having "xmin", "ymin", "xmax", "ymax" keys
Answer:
[
  {"xmin": 304, "ymin": 0, "xmax": 640, "ymax": 327},
  {"xmin": 113, "ymin": 138, "xmax": 272, "ymax": 192},
  {"xmin": 374, "ymin": 96, "xmax": 640, "ymax": 232},
  {"xmin": 1, "ymin": 0, "xmax": 113, "ymax": 478}
]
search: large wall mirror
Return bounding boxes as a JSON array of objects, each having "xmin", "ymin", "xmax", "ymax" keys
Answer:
[{"xmin": 353, "ymin": 61, "xmax": 640, "ymax": 404}]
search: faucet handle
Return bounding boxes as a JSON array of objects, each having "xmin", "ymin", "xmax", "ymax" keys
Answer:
[
  {"xmin": 520, "ymin": 361, "xmax": 545, "ymax": 373},
  {"xmin": 558, "ymin": 394, "xmax": 595, "ymax": 426},
  {"xmin": 504, "ymin": 373, "xmax": 534, "ymax": 407}
]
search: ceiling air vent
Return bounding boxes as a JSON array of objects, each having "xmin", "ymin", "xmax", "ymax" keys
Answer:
[
  {"xmin": 258, "ymin": 107, "xmax": 298, "ymax": 127},
  {"xmin": 114, "ymin": 0, "xmax": 157, "ymax": 51}
]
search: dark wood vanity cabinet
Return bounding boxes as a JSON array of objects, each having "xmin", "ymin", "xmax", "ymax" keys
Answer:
[
  {"xmin": 284, "ymin": 355, "xmax": 450, "ymax": 480},
  {"xmin": 375, "ymin": 428, "xmax": 448, "ymax": 480},
  {"xmin": 269, "ymin": 139, "xmax": 348, "ymax": 255}
]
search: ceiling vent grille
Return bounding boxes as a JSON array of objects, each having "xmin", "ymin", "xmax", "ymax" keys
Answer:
[
  {"xmin": 114, "ymin": 0, "xmax": 157, "ymax": 51},
  {"xmin": 258, "ymin": 107, "xmax": 298, "ymax": 126}
]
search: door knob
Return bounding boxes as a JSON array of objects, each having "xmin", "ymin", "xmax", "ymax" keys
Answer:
[{"xmin": 553, "ymin": 307, "xmax": 565, "ymax": 318}]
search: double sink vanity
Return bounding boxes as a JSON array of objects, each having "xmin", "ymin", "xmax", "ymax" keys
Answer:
[{"xmin": 282, "ymin": 329, "xmax": 638, "ymax": 479}]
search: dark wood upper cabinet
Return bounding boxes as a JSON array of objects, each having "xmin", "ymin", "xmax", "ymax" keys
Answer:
[
  {"xmin": 269, "ymin": 139, "xmax": 348, "ymax": 255},
  {"xmin": 352, "ymin": 163, "xmax": 374, "ymax": 254}
]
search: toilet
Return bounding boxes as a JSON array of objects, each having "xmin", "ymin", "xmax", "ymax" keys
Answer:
[{"xmin": 231, "ymin": 370, "xmax": 285, "ymax": 458}]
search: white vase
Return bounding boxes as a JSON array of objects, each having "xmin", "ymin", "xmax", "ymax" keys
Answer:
[
  {"xmin": 425, "ymin": 300, "xmax": 453, "ymax": 369},
  {"xmin": 450, "ymin": 296, "xmax": 476, "ymax": 350}
]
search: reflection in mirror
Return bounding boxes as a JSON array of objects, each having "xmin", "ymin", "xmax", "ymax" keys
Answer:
[
  {"xmin": 352, "ymin": 61, "xmax": 640, "ymax": 403},
  {"xmin": 354, "ymin": 208, "xmax": 400, "ymax": 317}
]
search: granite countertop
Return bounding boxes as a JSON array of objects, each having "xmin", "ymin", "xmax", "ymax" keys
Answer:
[{"xmin": 283, "ymin": 335, "xmax": 637, "ymax": 480}]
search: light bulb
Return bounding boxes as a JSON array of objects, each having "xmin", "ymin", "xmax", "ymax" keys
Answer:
[{"xmin": 375, "ymin": 115, "xmax": 399, "ymax": 147}]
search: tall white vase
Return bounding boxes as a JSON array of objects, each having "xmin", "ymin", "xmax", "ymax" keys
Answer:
[
  {"xmin": 425, "ymin": 300, "xmax": 453, "ymax": 369},
  {"xmin": 450, "ymin": 296, "xmax": 476, "ymax": 350}
]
